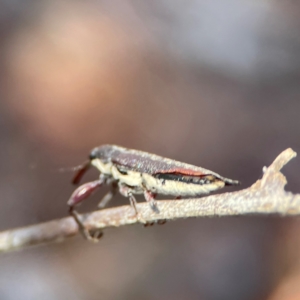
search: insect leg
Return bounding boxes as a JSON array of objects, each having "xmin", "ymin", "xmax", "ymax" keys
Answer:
[
  {"xmin": 144, "ymin": 190, "xmax": 159, "ymax": 213},
  {"xmin": 128, "ymin": 192, "xmax": 138, "ymax": 215},
  {"xmin": 119, "ymin": 184, "xmax": 138, "ymax": 215},
  {"xmin": 98, "ymin": 181, "xmax": 118, "ymax": 209},
  {"xmin": 67, "ymin": 179, "xmax": 104, "ymax": 242},
  {"xmin": 69, "ymin": 207, "xmax": 103, "ymax": 242},
  {"xmin": 142, "ymin": 190, "xmax": 163, "ymax": 227}
]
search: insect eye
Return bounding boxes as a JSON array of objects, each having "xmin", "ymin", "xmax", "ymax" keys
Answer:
[{"xmin": 89, "ymin": 148, "xmax": 98, "ymax": 160}]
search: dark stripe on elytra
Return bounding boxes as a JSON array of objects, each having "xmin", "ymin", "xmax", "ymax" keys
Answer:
[{"xmin": 155, "ymin": 173, "xmax": 215, "ymax": 185}]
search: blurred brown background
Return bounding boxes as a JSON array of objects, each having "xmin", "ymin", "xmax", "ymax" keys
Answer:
[{"xmin": 1, "ymin": 1, "xmax": 300, "ymax": 299}]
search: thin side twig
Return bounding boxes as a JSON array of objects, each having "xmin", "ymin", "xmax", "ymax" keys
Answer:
[{"xmin": 0, "ymin": 148, "xmax": 299, "ymax": 253}]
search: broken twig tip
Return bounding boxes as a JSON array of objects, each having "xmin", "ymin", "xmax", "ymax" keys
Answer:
[{"xmin": 270, "ymin": 148, "xmax": 297, "ymax": 172}]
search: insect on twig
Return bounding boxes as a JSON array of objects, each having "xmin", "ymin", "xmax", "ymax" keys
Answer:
[{"xmin": 68, "ymin": 145, "xmax": 240, "ymax": 242}]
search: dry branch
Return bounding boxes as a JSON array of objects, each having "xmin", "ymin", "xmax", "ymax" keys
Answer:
[{"xmin": 0, "ymin": 148, "xmax": 299, "ymax": 253}]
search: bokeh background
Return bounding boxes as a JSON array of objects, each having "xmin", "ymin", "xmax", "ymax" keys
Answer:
[{"xmin": 1, "ymin": 1, "xmax": 300, "ymax": 299}]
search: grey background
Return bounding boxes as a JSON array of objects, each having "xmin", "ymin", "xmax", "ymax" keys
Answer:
[{"xmin": 0, "ymin": 1, "xmax": 300, "ymax": 299}]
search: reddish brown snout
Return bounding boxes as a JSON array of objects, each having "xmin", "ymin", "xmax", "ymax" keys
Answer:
[{"xmin": 72, "ymin": 160, "xmax": 91, "ymax": 185}]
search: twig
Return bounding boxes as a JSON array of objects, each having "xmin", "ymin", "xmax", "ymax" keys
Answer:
[{"xmin": 0, "ymin": 148, "xmax": 299, "ymax": 253}]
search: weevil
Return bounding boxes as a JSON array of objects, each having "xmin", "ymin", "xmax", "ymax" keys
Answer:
[{"xmin": 68, "ymin": 145, "xmax": 240, "ymax": 241}]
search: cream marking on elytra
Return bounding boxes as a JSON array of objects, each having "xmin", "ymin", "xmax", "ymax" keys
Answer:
[
  {"xmin": 142, "ymin": 173, "xmax": 224, "ymax": 196},
  {"xmin": 111, "ymin": 166, "xmax": 143, "ymax": 187}
]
